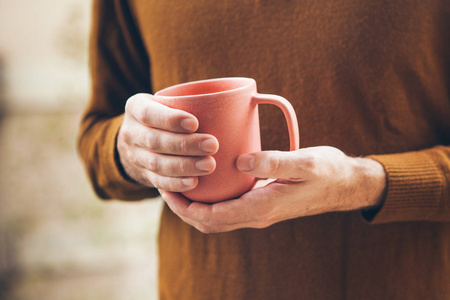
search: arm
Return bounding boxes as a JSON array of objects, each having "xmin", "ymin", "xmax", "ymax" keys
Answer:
[
  {"xmin": 78, "ymin": 0, "xmax": 155, "ymax": 200},
  {"xmin": 161, "ymin": 144, "xmax": 450, "ymax": 233},
  {"xmin": 366, "ymin": 145, "xmax": 450, "ymax": 223},
  {"xmin": 78, "ymin": 0, "xmax": 219, "ymax": 201}
]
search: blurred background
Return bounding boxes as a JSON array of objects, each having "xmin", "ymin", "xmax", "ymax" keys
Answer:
[{"xmin": 0, "ymin": 1, "xmax": 162, "ymax": 299}]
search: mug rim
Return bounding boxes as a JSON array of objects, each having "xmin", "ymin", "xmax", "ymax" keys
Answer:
[{"xmin": 154, "ymin": 77, "xmax": 256, "ymax": 99}]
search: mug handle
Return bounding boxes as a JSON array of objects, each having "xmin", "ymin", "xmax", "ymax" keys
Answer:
[{"xmin": 252, "ymin": 93, "xmax": 300, "ymax": 151}]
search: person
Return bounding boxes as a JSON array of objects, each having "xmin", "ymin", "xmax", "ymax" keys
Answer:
[{"xmin": 78, "ymin": 0, "xmax": 450, "ymax": 299}]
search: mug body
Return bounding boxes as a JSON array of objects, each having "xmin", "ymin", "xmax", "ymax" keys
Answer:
[{"xmin": 155, "ymin": 78, "xmax": 261, "ymax": 202}]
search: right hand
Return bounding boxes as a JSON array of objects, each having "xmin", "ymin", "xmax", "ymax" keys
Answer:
[{"xmin": 117, "ymin": 93, "xmax": 219, "ymax": 192}]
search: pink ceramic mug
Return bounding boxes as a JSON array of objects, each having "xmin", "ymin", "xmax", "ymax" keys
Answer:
[{"xmin": 154, "ymin": 77, "xmax": 299, "ymax": 203}]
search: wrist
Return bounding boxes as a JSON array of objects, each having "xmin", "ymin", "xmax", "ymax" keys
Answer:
[{"xmin": 352, "ymin": 157, "xmax": 387, "ymax": 210}]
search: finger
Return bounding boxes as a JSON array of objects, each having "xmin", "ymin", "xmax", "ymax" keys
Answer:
[
  {"xmin": 161, "ymin": 190, "xmax": 273, "ymax": 233},
  {"xmin": 133, "ymin": 149, "xmax": 216, "ymax": 177},
  {"xmin": 126, "ymin": 93, "xmax": 199, "ymax": 133},
  {"xmin": 119, "ymin": 114, "xmax": 219, "ymax": 156},
  {"xmin": 160, "ymin": 190, "xmax": 192, "ymax": 216},
  {"xmin": 205, "ymin": 188, "xmax": 276, "ymax": 229},
  {"xmin": 211, "ymin": 181, "xmax": 306, "ymax": 230},
  {"xmin": 159, "ymin": 191, "xmax": 209, "ymax": 229},
  {"xmin": 161, "ymin": 191, "xmax": 229, "ymax": 233},
  {"xmin": 137, "ymin": 127, "xmax": 219, "ymax": 156},
  {"xmin": 147, "ymin": 173, "xmax": 198, "ymax": 192},
  {"xmin": 236, "ymin": 150, "xmax": 310, "ymax": 179}
]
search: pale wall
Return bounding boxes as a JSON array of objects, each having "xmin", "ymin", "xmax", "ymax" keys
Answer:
[{"xmin": 0, "ymin": 0, "xmax": 91, "ymax": 112}]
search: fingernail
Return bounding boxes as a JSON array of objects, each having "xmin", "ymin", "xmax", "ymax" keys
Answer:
[
  {"xmin": 237, "ymin": 154, "xmax": 255, "ymax": 172},
  {"xmin": 196, "ymin": 158, "xmax": 215, "ymax": 172},
  {"xmin": 200, "ymin": 138, "xmax": 218, "ymax": 153},
  {"xmin": 181, "ymin": 178, "xmax": 195, "ymax": 187},
  {"xmin": 181, "ymin": 118, "xmax": 197, "ymax": 132}
]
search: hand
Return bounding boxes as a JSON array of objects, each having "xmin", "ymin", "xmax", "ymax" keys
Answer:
[
  {"xmin": 160, "ymin": 146, "xmax": 386, "ymax": 233},
  {"xmin": 116, "ymin": 93, "xmax": 219, "ymax": 191}
]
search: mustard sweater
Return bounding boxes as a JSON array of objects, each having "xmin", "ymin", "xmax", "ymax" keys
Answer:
[{"xmin": 78, "ymin": 0, "xmax": 450, "ymax": 299}]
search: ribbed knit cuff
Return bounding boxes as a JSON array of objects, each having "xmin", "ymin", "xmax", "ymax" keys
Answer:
[
  {"xmin": 362, "ymin": 151, "xmax": 444, "ymax": 224},
  {"xmin": 102, "ymin": 115, "xmax": 160, "ymax": 200}
]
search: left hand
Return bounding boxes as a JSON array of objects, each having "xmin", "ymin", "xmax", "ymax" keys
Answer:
[{"xmin": 160, "ymin": 146, "xmax": 386, "ymax": 233}]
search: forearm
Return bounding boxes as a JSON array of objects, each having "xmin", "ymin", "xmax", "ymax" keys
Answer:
[
  {"xmin": 79, "ymin": 0, "xmax": 158, "ymax": 200},
  {"xmin": 351, "ymin": 157, "xmax": 387, "ymax": 210}
]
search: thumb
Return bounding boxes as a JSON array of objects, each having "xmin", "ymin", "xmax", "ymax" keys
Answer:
[{"xmin": 236, "ymin": 150, "xmax": 302, "ymax": 179}]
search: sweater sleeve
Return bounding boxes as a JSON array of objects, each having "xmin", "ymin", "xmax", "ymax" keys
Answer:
[
  {"xmin": 77, "ymin": 0, "xmax": 159, "ymax": 200},
  {"xmin": 362, "ymin": 145, "xmax": 450, "ymax": 223}
]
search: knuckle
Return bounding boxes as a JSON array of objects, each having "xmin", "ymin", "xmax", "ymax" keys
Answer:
[
  {"xmin": 302, "ymin": 155, "xmax": 316, "ymax": 170},
  {"xmin": 300, "ymin": 154, "xmax": 318, "ymax": 176},
  {"xmin": 172, "ymin": 158, "xmax": 189, "ymax": 175},
  {"xmin": 139, "ymin": 170, "xmax": 154, "ymax": 187},
  {"xmin": 137, "ymin": 154, "xmax": 148, "ymax": 168},
  {"xmin": 155, "ymin": 109, "xmax": 176, "ymax": 131},
  {"xmin": 125, "ymin": 94, "xmax": 143, "ymax": 115},
  {"xmin": 161, "ymin": 114, "xmax": 173, "ymax": 130},
  {"xmin": 164, "ymin": 137, "xmax": 178, "ymax": 153},
  {"xmin": 177, "ymin": 137, "xmax": 189, "ymax": 154},
  {"xmin": 137, "ymin": 105, "xmax": 151, "ymax": 123},
  {"xmin": 163, "ymin": 158, "xmax": 182, "ymax": 176},
  {"xmin": 164, "ymin": 111, "xmax": 183, "ymax": 131},
  {"xmin": 145, "ymin": 131, "xmax": 160, "ymax": 151},
  {"xmin": 146, "ymin": 155, "xmax": 160, "ymax": 173},
  {"xmin": 265, "ymin": 156, "xmax": 281, "ymax": 176},
  {"xmin": 125, "ymin": 149, "xmax": 137, "ymax": 165},
  {"xmin": 120, "ymin": 126, "xmax": 133, "ymax": 146},
  {"xmin": 166, "ymin": 135, "xmax": 193, "ymax": 155}
]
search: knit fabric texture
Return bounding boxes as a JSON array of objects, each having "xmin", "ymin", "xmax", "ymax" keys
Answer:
[{"xmin": 78, "ymin": 0, "xmax": 450, "ymax": 299}]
